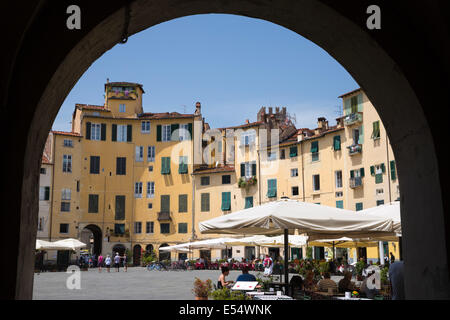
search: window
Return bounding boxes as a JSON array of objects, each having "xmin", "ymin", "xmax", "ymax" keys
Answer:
[
  {"xmin": 376, "ymin": 188, "xmax": 384, "ymax": 195},
  {"xmin": 160, "ymin": 223, "xmax": 170, "ymax": 234},
  {"xmin": 63, "ymin": 139, "xmax": 73, "ymax": 147},
  {"xmin": 241, "ymin": 130, "xmax": 256, "ymax": 146},
  {"xmin": 280, "ymin": 149, "xmax": 286, "ymax": 160},
  {"xmin": 148, "ymin": 146, "xmax": 155, "ymax": 162},
  {"xmin": 147, "ymin": 182, "xmax": 155, "ymax": 198},
  {"xmin": 335, "ymin": 171, "xmax": 343, "ymax": 188},
  {"xmin": 377, "ymin": 200, "xmax": 385, "ymax": 206},
  {"xmin": 222, "ymin": 175, "xmax": 231, "ymax": 184},
  {"xmin": 77, "ymin": 180, "xmax": 80, "ymax": 192},
  {"xmin": 240, "ymin": 162, "xmax": 256, "ymax": 178},
  {"xmin": 134, "ymin": 222, "xmax": 142, "ymax": 234},
  {"xmin": 119, "ymin": 104, "xmax": 126, "ymax": 113},
  {"xmin": 350, "ymin": 96, "xmax": 358, "ymax": 114},
  {"xmin": 161, "ymin": 157, "xmax": 171, "ymax": 175},
  {"xmin": 161, "ymin": 195, "xmax": 170, "ymax": 213},
  {"xmin": 311, "ymin": 141, "xmax": 319, "ymax": 162},
  {"xmin": 390, "ymin": 160, "xmax": 397, "ymax": 180},
  {"xmin": 115, "ymin": 196, "xmax": 125, "ymax": 220},
  {"xmin": 313, "ymin": 175, "xmax": 320, "ymax": 191},
  {"xmin": 201, "ymin": 193, "xmax": 210, "ymax": 212},
  {"xmin": 371, "ymin": 121, "xmax": 380, "ymax": 139},
  {"xmin": 61, "ymin": 188, "xmax": 71, "ymax": 200},
  {"xmin": 289, "ymin": 146, "xmax": 298, "ymax": 157},
  {"xmin": 116, "ymin": 157, "xmax": 126, "ymax": 175},
  {"xmin": 114, "ymin": 224, "xmax": 125, "ymax": 235},
  {"xmin": 90, "ymin": 156, "xmax": 100, "ymax": 174},
  {"xmin": 267, "ymin": 151, "xmax": 277, "ymax": 161},
  {"xmin": 178, "ymin": 156, "xmax": 188, "ymax": 174},
  {"xmin": 38, "ymin": 217, "xmax": 44, "ymax": 231},
  {"xmin": 146, "ymin": 222, "xmax": 154, "ymax": 234},
  {"xmin": 61, "ymin": 202, "xmax": 70, "ymax": 212},
  {"xmin": 336, "ymin": 200, "xmax": 344, "ymax": 209},
  {"xmin": 335, "ymin": 191, "xmax": 343, "ymax": 197},
  {"xmin": 135, "ymin": 182, "xmax": 143, "ymax": 198},
  {"xmin": 221, "ymin": 192, "xmax": 231, "ymax": 211},
  {"xmin": 39, "ymin": 186, "xmax": 50, "ymax": 201},
  {"xmin": 40, "ymin": 167, "xmax": 47, "ymax": 174},
  {"xmin": 267, "ymin": 179, "xmax": 277, "ymax": 198},
  {"xmin": 135, "ymin": 146, "xmax": 143, "ymax": 162},
  {"xmin": 179, "ymin": 194, "xmax": 188, "ymax": 213},
  {"xmin": 200, "ymin": 176, "xmax": 210, "ymax": 186},
  {"xmin": 162, "ymin": 125, "xmax": 171, "ymax": 141},
  {"xmin": 178, "ymin": 223, "xmax": 188, "ymax": 234},
  {"xmin": 245, "ymin": 196, "xmax": 253, "ymax": 209},
  {"xmin": 60, "ymin": 224, "xmax": 69, "ymax": 234},
  {"xmin": 62, "ymin": 155, "xmax": 72, "ymax": 172},
  {"xmin": 148, "ymin": 166, "xmax": 153, "ymax": 172},
  {"xmin": 148, "ymin": 203, "xmax": 153, "ymax": 209},
  {"xmin": 88, "ymin": 194, "xmax": 99, "ymax": 213},
  {"xmin": 141, "ymin": 121, "xmax": 150, "ymax": 133},
  {"xmin": 333, "ymin": 135, "xmax": 341, "ymax": 151},
  {"xmin": 356, "ymin": 202, "xmax": 363, "ymax": 211},
  {"xmin": 291, "ymin": 168, "xmax": 298, "ymax": 177},
  {"xmin": 91, "ymin": 123, "xmax": 101, "ymax": 140},
  {"xmin": 292, "ymin": 186, "xmax": 299, "ymax": 196},
  {"xmin": 117, "ymin": 125, "xmax": 128, "ymax": 142},
  {"xmin": 352, "ymin": 127, "xmax": 363, "ymax": 145},
  {"xmin": 179, "ymin": 123, "xmax": 190, "ymax": 141}
]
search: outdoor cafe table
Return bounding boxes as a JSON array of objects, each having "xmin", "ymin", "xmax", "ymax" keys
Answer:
[{"xmin": 247, "ymin": 292, "xmax": 293, "ymax": 300}]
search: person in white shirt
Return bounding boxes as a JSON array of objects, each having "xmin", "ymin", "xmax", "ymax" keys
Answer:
[{"xmin": 263, "ymin": 254, "xmax": 273, "ymax": 276}]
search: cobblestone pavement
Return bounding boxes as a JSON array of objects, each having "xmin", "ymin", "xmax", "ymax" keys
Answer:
[{"xmin": 33, "ymin": 267, "xmax": 345, "ymax": 300}]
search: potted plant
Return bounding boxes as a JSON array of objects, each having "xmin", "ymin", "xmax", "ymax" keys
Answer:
[
  {"xmin": 192, "ymin": 278, "xmax": 213, "ymax": 300},
  {"xmin": 211, "ymin": 287, "xmax": 250, "ymax": 300},
  {"xmin": 355, "ymin": 260, "xmax": 365, "ymax": 281}
]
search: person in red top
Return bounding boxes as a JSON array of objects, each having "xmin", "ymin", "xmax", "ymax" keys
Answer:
[
  {"xmin": 97, "ymin": 254, "xmax": 104, "ymax": 272},
  {"xmin": 263, "ymin": 254, "xmax": 273, "ymax": 276}
]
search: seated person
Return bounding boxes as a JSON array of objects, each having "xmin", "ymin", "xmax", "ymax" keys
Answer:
[
  {"xmin": 303, "ymin": 271, "xmax": 317, "ymax": 291},
  {"xmin": 217, "ymin": 266, "xmax": 233, "ymax": 289},
  {"xmin": 289, "ymin": 275, "xmax": 304, "ymax": 291},
  {"xmin": 338, "ymin": 271, "xmax": 355, "ymax": 293},
  {"xmin": 360, "ymin": 271, "xmax": 380, "ymax": 299},
  {"xmin": 317, "ymin": 272, "xmax": 338, "ymax": 293},
  {"xmin": 236, "ymin": 265, "xmax": 257, "ymax": 282}
]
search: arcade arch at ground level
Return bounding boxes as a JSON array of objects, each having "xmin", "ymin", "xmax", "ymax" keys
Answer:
[{"xmin": 3, "ymin": 0, "xmax": 450, "ymax": 299}]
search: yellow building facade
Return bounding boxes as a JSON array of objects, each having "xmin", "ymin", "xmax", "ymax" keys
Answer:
[{"xmin": 43, "ymin": 82, "xmax": 400, "ymax": 265}]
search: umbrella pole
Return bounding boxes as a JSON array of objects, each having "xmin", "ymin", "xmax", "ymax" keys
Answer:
[{"xmin": 284, "ymin": 229, "xmax": 289, "ymax": 294}]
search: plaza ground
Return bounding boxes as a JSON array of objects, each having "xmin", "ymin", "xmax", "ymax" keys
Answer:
[{"xmin": 33, "ymin": 267, "xmax": 345, "ymax": 300}]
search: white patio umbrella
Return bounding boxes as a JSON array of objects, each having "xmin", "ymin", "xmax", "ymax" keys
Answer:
[
  {"xmin": 256, "ymin": 235, "xmax": 308, "ymax": 247},
  {"xmin": 361, "ymin": 201, "xmax": 401, "ymax": 236},
  {"xmin": 199, "ymin": 199, "xmax": 395, "ymax": 286},
  {"xmin": 51, "ymin": 238, "xmax": 87, "ymax": 250},
  {"xmin": 36, "ymin": 239, "xmax": 55, "ymax": 250}
]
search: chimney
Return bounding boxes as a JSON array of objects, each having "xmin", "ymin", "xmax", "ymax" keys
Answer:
[
  {"xmin": 317, "ymin": 117, "xmax": 328, "ymax": 130},
  {"xmin": 245, "ymin": 119, "xmax": 250, "ymax": 124},
  {"xmin": 195, "ymin": 102, "xmax": 201, "ymax": 115}
]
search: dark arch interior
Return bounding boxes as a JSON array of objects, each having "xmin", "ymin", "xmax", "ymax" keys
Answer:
[
  {"xmin": 2, "ymin": 1, "xmax": 450, "ymax": 299},
  {"xmin": 133, "ymin": 244, "xmax": 142, "ymax": 266},
  {"xmin": 82, "ymin": 225, "xmax": 102, "ymax": 256},
  {"xmin": 159, "ymin": 243, "xmax": 170, "ymax": 261}
]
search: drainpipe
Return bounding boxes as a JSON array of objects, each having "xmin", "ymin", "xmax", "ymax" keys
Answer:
[{"xmin": 49, "ymin": 135, "xmax": 56, "ymax": 241}]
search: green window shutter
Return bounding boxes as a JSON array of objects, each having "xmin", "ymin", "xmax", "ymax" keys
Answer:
[
  {"xmin": 251, "ymin": 163, "xmax": 257, "ymax": 176},
  {"xmin": 380, "ymin": 163, "xmax": 386, "ymax": 173},
  {"xmin": 245, "ymin": 196, "xmax": 253, "ymax": 209},
  {"xmin": 161, "ymin": 157, "xmax": 171, "ymax": 174},
  {"xmin": 44, "ymin": 187, "xmax": 50, "ymax": 200},
  {"xmin": 289, "ymin": 146, "xmax": 298, "ymax": 157},
  {"xmin": 350, "ymin": 96, "xmax": 358, "ymax": 113},
  {"xmin": 267, "ymin": 179, "xmax": 277, "ymax": 198},
  {"xmin": 171, "ymin": 124, "xmax": 179, "ymax": 141},
  {"xmin": 333, "ymin": 135, "xmax": 341, "ymax": 151},
  {"xmin": 127, "ymin": 124, "xmax": 132, "ymax": 142},
  {"xmin": 221, "ymin": 192, "xmax": 231, "ymax": 211},
  {"xmin": 370, "ymin": 165, "xmax": 375, "ymax": 176},
  {"xmin": 358, "ymin": 125, "xmax": 364, "ymax": 144},
  {"xmin": 201, "ymin": 193, "xmax": 210, "ymax": 212},
  {"xmin": 86, "ymin": 122, "xmax": 91, "ymax": 140},
  {"xmin": 188, "ymin": 123, "xmax": 193, "ymax": 140},
  {"xmin": 336, "ymin": 200, "xmax": 343, "ymax": 209},
  {"xmin": 344, "ymin": 98, "xmax": 351, "ymax": 115},
  {"xmin": 178, "ymin": 194, "xmax": 188, "ymax": 213},
  {"xmin": 178, "ymin": 156, "xmax": 188, "ymax": 174},
  {"xmin": 357, "ymin": 93, "xmax": 363, "ymax": 112},
  {"xmin": 240, "ymin": 163, "xmax": 245, "ymax": 177},
  {"xmin": 372, "ymin": 121, "xmax": 380, "ymax": 139},
  {"xmin": 115, "ymin": 196, "xmax": 125, "ymax": 220},
  {"xmin": 356, "ymin": 202, "xmax": 363, "ymax": 211},
  {"xmin": 161, "ymin": 195, "xmax": 170, "ymax": 213},
  {"xmin": 156, "ymin": 125, "xmax": 162, "ymax": 141},
  {"xmin": 101, "ymin": 123, "xmax": 106, "ymax": 141},
  {"xmin": 350, "ymin": 170, "xmax": 354, "ymax": 179},
  {"xmin": 112, "ymin": 124, "xmax": 117, "ymax": 141},
  {"xmin": 310, "ymin": 141, "xmax": 318, "ymax": 153},
  {"xmin": 375, "ymin": 173, "xmax": 383, "ymax": 184},
  {"xmin": 360, "ymin": 167, "xmax": 365, "ymax": 177},
  {"xmin": 390, "ymin": 160, "xmax": 397, "ymax": 180}
]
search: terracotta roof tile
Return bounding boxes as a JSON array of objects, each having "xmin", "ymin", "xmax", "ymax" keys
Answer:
[
  {"xmin": 51, "ymin": 131, "xmax": 81, "ymax": 137},
  {"xmin": 192, "ymin": 165, "xmax": 235, "ymax": 175},
  {"xmin": 338, "ymin": 88, "xmax": 362, "ymax": 98},
  {"xmin": 76, "ymin": 104, "xmax": 110, "ymax": 111},
  {"xmin": 139, "ymin": 112, "xmax": 195, "ymax": 120}
]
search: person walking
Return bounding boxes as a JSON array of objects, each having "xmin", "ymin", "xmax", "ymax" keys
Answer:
[
  {"xmin": 263, "ymin": 254, "xmax": 273, "ymax": 276},
  {"xmin": 114, "ymin": 252, "xmax": 121, "ymax": 272},
  {"xmin": 98, "ymin": 254, "xmax": 104, "ymax": 272},
  {"xmin": 123, "ymin": 253, "xmax": 128, "ymax": 272},
  {"xmin": 390, "ymin": 252, "xmax": 396, "ymax": 264},
  {"xmin": 105, "ymin": 255, "xmax": 111, "ymax": 273}
]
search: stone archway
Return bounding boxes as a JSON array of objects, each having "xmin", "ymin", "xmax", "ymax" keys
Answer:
[
  {"xmin": 3, "ymin": 1, "xmax": 450, "ymax": 299},
  {"xmin": 133, "ymin": 244, "xmax": 142, "ymax": 266},
  {"xmin": 81, "ymin": 224, "xmax": 102, "ymax": 256},
  {"xmin": 159, "ymin": 243, "xmax": 170, "ymax": 262}
]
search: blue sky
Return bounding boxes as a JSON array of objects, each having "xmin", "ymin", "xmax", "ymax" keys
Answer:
[{"xmin": 53, "ymin": 14, "xmax": 358, "ymax": 132}]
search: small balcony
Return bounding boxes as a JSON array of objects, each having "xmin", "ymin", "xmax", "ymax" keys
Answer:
[
  {"xmin": 348, "ymin": 144, "xmax": 362, "ymax": 155},
  {"xmin": 349, "ymin": 176, "xmax": 363, "ymax": 188},
  {"xmin": 157, "ymin": 211, "xmax": 172, "ymax": 221},
  {"xmin": 343, "ymin": 112, "xmax": 363, "ymax": 126}
]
